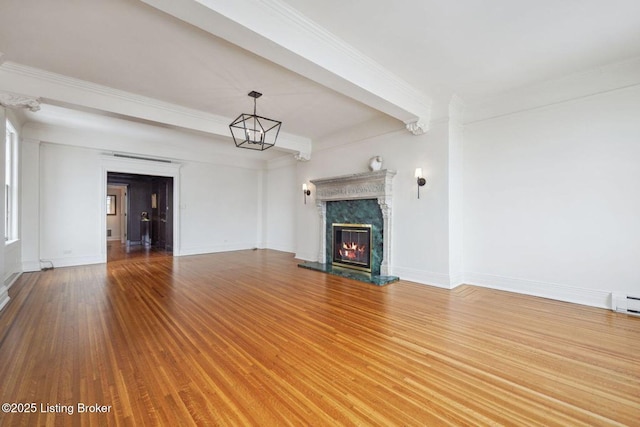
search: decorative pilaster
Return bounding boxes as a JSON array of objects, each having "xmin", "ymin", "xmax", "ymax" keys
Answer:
[
  {"xmin": 316, "ymin": 200, "xmax": 326, "ymax": 264},
  {"xmin": 377, "ymin": 197, "xmax": 392, "ymax": 276}
]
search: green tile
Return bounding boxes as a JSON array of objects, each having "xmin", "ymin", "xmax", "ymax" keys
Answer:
[
  {"xmin": 326, "ymin": 199, "xmax": 384, "ymax": 275},
  {"xmin": 298, "ymin": 262, "xmax": 399, "ymax": 286}
]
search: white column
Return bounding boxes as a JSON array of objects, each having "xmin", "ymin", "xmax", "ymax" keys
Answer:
[
  {"xmin": 447, "ymin": 95, "xmax": 465, "ymax": 287},
  {"xmin": 377, "ymin": 197, "xmax": 392, "ymax": 276}
]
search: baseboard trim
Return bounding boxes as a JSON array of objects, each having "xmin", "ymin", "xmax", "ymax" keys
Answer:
[
  {"xmin": 0, "ymin": 286, "xmax": 10, "ymax": 312},
  {"xmin": 42, "ymin": 255, "xmax": 105, "ymax": 268},
  {"xmin": 22, "ymin": 260, "xmax": 42, "ymax": 272},
  {"xmin": 4, "ymin": 272, "xmax": 21, "ymax": 290},
  {"xmin": 464, "ymin": 272, "xmax": 611, "ymax": 309},
  {"xmin": 265, "ymin": 243, "xmax": 296, "ymax": 254},
  {"xmin": 392, "ymin": 266, "xmax": 453, "ymax": 289},
  {"xmin": 178, "ymin": 243, "xmax": 257, "ymax": 257},
  {"xmin": 294, "ymin": 251, "xmax": 318, "ymax": 262}
]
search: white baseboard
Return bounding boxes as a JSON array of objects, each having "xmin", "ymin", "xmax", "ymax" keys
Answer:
[
  {"xmin": 43, "ymin": 255, "xmax": 105, "ymax": 268},
  {"xmin": 294, "ymin": 251, "xmax": 319, "ymax": 262},
  {"xmin": 464, "ymin": 272, "xmax": 611, "ymax": 309},
  {"xmin": 265, "ymin": 243, "xmax": 295, "ymax": 254},
  {"xmin": 178, "ymin": 242, "xmax": 257, "ymax": 257},
  {"xmin": 4, "ymin": 272, "xmax": 21, "ymax": 290},
  {"xmin": 22, "ymin": 260, "xmax": 42, "ymax": 272},
  {"xmin": 392, "ymin": 266, "xmax": 453, "ymax": 289},
  {"xmin": 0, "ymin": 286, "xmax": 10, "ymax": 312}
]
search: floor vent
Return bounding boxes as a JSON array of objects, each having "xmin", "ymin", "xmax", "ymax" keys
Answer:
[{"xmin": 612, "ymin": 293, "xmax": 640, "ymax": 316}]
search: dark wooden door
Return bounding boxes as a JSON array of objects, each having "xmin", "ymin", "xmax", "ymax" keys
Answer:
[{"xmin": 154, "ymin": 176, "xmax": 173, "ymax": 251}]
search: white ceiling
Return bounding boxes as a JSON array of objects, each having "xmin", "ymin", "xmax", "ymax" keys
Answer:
[
  {"xmin": 1, "ymin": 0, "xmax": 639, "ymax": 158},
  {"xmin": 284, "ymin": 0, "xmax": 640, "ymax": 100}
]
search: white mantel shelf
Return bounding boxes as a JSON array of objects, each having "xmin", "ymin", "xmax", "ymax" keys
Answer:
[
  {"xmin": 311, "ymin": 169, "xmax": 396, "ymax": 202},
  {"xmin": 310, "ymin": 169, "xmax": 396, "ymax": 277}
]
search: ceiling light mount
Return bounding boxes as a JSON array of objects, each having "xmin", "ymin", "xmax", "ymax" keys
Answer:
[{"xmin": 229, "ymin": 90, "xmax": 282, "ymax": 151}]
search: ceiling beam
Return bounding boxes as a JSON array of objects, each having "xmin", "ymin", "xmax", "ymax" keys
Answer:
[
  {"xmin": 140, "ymin": 0, "xmax": 432, "ymax": 134},
  {"xmin": 0, "ymin": 62, "xmax": 312, "ymax": 159}
]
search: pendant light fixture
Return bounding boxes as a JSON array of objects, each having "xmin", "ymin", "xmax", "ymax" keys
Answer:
[{"xmin": 229, "ymin": 91, "xmax": 282, "ymax": 151}]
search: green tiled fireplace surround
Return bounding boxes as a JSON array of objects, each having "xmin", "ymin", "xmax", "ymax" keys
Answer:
[{"xmin": 326, "ymin": 199, "xmax": 383, "ymax": 275}]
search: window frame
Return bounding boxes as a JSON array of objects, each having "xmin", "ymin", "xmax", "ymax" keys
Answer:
[{"xmin": 5, "ymin": 119, "xmax": 18, "ymax": 243}]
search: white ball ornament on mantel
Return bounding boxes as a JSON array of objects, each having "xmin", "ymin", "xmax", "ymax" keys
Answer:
[{"xmin": 369, "ymin": 156, "xmax": 383, "ymax": 171}]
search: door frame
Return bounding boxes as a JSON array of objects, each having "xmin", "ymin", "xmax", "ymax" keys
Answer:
[{"xmin": 100, "ymin": 155, "xmax": 181, "ymax": 263}]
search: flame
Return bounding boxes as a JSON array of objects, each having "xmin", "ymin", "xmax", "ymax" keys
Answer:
[{"xmin": 338, "ymin": 241, "xmax": 367, "ymax": 260}]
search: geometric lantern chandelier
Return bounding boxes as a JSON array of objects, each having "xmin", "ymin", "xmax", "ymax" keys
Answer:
[{"xmin": 229, "ymin": 91, "xmax": 282, "ymax": 151}]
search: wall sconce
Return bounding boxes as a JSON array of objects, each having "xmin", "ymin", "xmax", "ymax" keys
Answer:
[
  {"xmin": 415, "ymin": 168, "xmax": 426, "ymax": 199},
  {"xmin": 302, "ymin": 183, "xmax": 311, "ymax": 204}
]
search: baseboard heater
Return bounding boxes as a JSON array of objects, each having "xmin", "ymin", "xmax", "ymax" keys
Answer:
[{"xmin": 612, "ymin": 293, "xmax": 640, "ymax": 316}]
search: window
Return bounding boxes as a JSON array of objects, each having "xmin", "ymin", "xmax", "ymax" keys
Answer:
[{"xmin": 5, "ymin": 120, "xmax": 17, "ymax": 242}]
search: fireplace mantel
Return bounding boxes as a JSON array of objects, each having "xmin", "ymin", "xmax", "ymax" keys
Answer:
[
  {"xmin": 311, "ymin": 169, "xmax": 396, "ymax": 202},
  {"xmin": 311, "ymin": 170, "xmax": 396, "ymax": 277}
]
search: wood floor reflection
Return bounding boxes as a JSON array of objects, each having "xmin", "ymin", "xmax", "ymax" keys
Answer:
[
  {"xmin": 0, "ymin": 249, "xmax": 638, "ymax": 426},
  {"xmin": 107, "ymin": 240, "xmax": 172, "ymax": 263}
]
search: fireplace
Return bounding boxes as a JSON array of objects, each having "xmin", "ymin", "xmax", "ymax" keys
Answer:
[
  {"xmin": 332, "ymin": 223, "xmax": 372, "ymax": 272},
  {"xmin": 297, "ymin": 169, "xmax": 399, "ymax": 286}
]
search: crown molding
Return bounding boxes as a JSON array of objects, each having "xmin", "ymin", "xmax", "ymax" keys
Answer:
[
  {"xmin": 465, "ymin": 56, "xmax": 640, "ymax": 124},
  {"xmin": 141, "ymin": 0, "xmax": 431, "ymax": 133},
  {"xmin": 0, "ymin": 61, "xmax": 311, "ymax": 156}
]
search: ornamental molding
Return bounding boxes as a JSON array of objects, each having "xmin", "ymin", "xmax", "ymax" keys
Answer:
[
  {"xmin": 310, "ymin": 169, "xmax": 396, "ymax": 202},
  {"xmin": 405, "ymin": 120, "xmax": 428, "ymax": 135},
  {"xmin": 0, "ymin": 91, "xmax": 41, "ymax": 111},
  {"xmin": 294, "ymin": 151, "xmax": 311, "ymax": 161}
]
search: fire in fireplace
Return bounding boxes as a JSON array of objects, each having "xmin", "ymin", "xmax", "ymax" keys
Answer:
[{"xmin": 332, "ymin": 223, "xmax": 372, "ymax": 272}]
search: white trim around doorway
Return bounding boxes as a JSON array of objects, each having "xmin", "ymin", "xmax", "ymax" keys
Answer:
[{"xmin": 100, "ymin": 155, "xmax": 182, "ymax": 263}]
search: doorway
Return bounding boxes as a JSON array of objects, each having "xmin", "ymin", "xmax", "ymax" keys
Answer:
[{"xmin": 107, "ymin": 172, "xmax": 174, "ymax": 262}]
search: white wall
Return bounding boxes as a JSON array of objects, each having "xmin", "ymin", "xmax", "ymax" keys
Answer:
[
  {"xmin": 464, "ymin": 85, "xmax": 640, "ymax": 307},
  {"xmin": 38, "ymin": 143, "xmax": 268, "ymax": 265},
  {"xmin": 21, "ymin": 138, "xmax": 40, "ymax": 271},
  {"xmin": 264, "ymin": 158, "xmax": 297, "ymax": 253},
  {"xmin": 40, "ymin": 143, "xmax": 104, "ymax": 266},
  {"xmin": 16, "ymin": 111, "xmax": 282, "ymax": 270},
  {"xmin": 179, "ymin": 161, "xmax": 261, "ymax": 255}
]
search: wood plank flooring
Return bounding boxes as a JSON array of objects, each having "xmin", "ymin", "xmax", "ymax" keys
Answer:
[{"xmin": 0, "ymin": 249, "xmax": 638, "ymax": 426}]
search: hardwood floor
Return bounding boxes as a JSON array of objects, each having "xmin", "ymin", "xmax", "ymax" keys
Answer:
[
  {"xmin": 106, "ymin": 240, "xmax": 171, "ymax": 263},
  {"xmin": 0, "ymin": 250, "xmax": 638, "ymax": 426}
]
